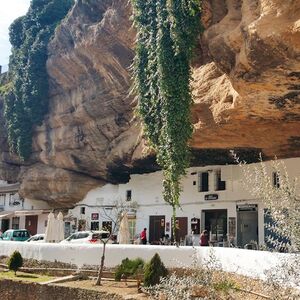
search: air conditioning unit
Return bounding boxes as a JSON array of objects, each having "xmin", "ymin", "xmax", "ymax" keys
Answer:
[{"xmin": 12, "ymin": 200, "xmax": 21, "ymax": 206}]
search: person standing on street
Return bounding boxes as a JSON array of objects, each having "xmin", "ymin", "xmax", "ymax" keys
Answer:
[
  {"xmin": 140, "ymin": 228, "xmax": 147, "ymax": 245},
  {"xmin": 199, "ymin": 230, "xmax": 209, "ymax": 246}
]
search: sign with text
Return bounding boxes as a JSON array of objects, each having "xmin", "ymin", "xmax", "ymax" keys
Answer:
[{"xmin": 204, "ymin": 194, "xmax": 219, "ymax": 201}]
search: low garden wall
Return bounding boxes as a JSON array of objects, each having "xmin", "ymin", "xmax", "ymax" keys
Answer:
[
  {"xmin": 0, "ymin": 242, "xmax": 290, "ymax": 280},
  {"xmin": 0, "ymin": 279, "xmax": 122, "ymax": 300}
]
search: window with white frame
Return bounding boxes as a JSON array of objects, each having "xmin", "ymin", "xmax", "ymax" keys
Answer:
[
  {"xmin": 199, "ymin": 172, "xmax": 209, "ymax": 192},
  {"xmin": 0, "ymin": 193, "xmax": 5, "ymax": 206},
  {"xmin": 9, "ymin": 193, "xmax": 19, "ymax": 206},
  {"xmin": 12, "ymin": 217, "xmax": 20, "ymax": 229},
  {"xmin": 215, "ymin": 169, "xmax": 226, "ymax": 191},
  {"xmin": 128, "ymin": 218, "xmax": 136, "ymax": 242}
]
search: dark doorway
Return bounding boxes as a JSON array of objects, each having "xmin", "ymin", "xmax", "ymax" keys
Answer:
[
  {"xmin": 1, "ymin": 219, "xmax": 10, "ymax": 232},
  {"xmin": 78, "ymin": 219, "xmax": 87, "ymax": 231},
  {"xmin": 149, "ymin": 215, "xmax": 165, "ymax": 244},
  {"xmin": 172, "ymin": 217, "xmax": 188, "ymax": 243},
  {"xmin": 237, "ymin": 206, "xmax": 258, "ymax": 247},
  {"xmin": 203, "ymin": 210, "xmax": 227, "ymax": 243},
  {"xmin": 25, "ymin": 215, "xmax": 38, "ymax": 235}
]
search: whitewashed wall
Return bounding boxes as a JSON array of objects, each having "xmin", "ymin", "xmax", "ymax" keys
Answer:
[
  {"xmin": 70, "ymin": 157, "xmax": 300, "ymax": 244},
  {"xmin": 0, "ymin": 242, "xmax": 294, "ymax": 282},
  {"xmin": 1, "ymin": 190, "xmax": 51, "ymax": 234}
]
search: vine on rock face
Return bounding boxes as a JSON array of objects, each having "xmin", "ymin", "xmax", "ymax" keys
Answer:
[
  {"xmin": 131, "ymin": 0, "xmax": 202, "ymax": 242},
  {"xmin": 4, "ymin": 0, "xmax": 73, "ymax": 161}
]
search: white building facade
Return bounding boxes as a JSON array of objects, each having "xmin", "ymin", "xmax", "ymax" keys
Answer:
[
  {"xmin": 0, "ymin": 181, "xmax": 51, "ymax": 235},
  {"xmin": 68, "ymin": 157, "xmax": 300, "ymax": 248}
]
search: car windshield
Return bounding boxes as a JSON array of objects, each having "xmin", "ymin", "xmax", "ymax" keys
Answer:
[
  {"xmin": 77, "ymin": 232, "xmax": 89, "ymax": 239},
  {"xmin": 66, "ymin": 234, "xmax": 76, "ymax": 241}
]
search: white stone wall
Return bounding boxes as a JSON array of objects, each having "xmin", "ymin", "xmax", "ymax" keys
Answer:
[{"xmin": 0, "ymin": 241, "xmax": 295, "ymax": 283}]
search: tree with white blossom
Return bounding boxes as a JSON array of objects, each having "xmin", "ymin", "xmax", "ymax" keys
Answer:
[{"xmin": 231, "ymin": 151, "xmax": 300, "ymax": 252}]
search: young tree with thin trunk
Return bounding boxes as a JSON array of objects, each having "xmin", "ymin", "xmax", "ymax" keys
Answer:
[{"xmin": 95, "ymin": 199, "xmax": 138, "ymax": 286}]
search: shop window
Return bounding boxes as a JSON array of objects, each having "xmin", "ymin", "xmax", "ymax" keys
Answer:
[
  {"xmin": 12, "ymin": 217, "xmax": 20, "ymax": 230},
  {"xmin": 91, "ymin": 221, "xmax": 99, "ymax": 231},
  {"xmin": 126, "ymin": 190, "xmax": 132, "ymax": 201},
  {"xmin": 199, "ymin": 172, "xmax": 209, "ymax": 192},
  {"xmin": 272, "ymin": 172, "xmax": 280, "ymax": 188},
  {"xmin": 215, "ymin": 169, "xmax": 226, "ymax": 191},
  {"xmin": 80, "ymin": 207, "xmax": 86, "ymax": 215},
  {"xmin": 0, "ymin": 194, "xmax": 5, "ymax": 206},
  {"xmin": 191, "ymin": 218, "xmax": 200, "ymax": 234},
  {"xmin": 102, "ymin": 221, "xmax": 112, "ymax": 233},
  {"xmin": 204, "ymin": 209, "xmax": 227, "ymax": 243}
]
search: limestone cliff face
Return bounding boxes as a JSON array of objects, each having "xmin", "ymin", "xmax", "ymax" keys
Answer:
[
  {"xmin": 0, "ymin": 0, "xmax": 299, "ymax": 205},
  {"xmin": 192, "ymin": 0, "xmax": 300, "ymax": 158}
]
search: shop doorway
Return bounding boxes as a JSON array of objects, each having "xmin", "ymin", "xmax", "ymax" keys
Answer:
[
  {"xmin": 172, "ymin": 217, "xmax": 188, "ymax": 243},
  {"xmin": 237, "ymin": 205, "xmax": 258, "ymax": 247},
  {"xmin": 25, "ymin": 215, "xmax": 38, "ymax": 235},
  {"xmin": 203, "ymin": 210, "xmax": 227, "ymax": 244},
  {"xmin": 1, "ymin": 219, "xmax": 9, "ymax": 232},
  {"xmin": 149, "ymin": 215, "xmax": 165, "ymax": 244}
]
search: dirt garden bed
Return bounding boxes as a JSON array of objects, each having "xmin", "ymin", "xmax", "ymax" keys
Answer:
[{"xmin": 0, "ymin": 256, "xmax": 297, "ymax": 299}]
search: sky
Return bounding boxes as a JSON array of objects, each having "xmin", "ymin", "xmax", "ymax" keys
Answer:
[{"xmin": 0, "ymin": 0, "xmax": 30, "ymax": 69}]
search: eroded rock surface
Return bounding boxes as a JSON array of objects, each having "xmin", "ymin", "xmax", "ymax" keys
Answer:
[
  {"xmin": 0, "ymin": 0, "xmax": 299, "ymax": 205},
  {"xmin": 192, "ymin": 0, "xmax": 300, "ymax": 158}
]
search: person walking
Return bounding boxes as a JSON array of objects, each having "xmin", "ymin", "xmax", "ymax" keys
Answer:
[
  {"xmin": 199, "ymin": 230, "xmax": 209, "ymax": 246},
  {"xmin": 140, "ymin": 228, "xmax": 147, "ymax": 245}
]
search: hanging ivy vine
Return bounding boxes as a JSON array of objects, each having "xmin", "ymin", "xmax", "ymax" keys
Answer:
[
  {"xmin": 4, "ymin": 0, "xmax": 73, "ymax": 161},
  {"xmin": 131, "ymin": 0, "xmax": 202, "ymax": 242}
]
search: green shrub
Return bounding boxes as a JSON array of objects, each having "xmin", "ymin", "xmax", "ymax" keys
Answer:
[
  {"xmin": 144, "ymin": 253, "xmax": 168, "ymax": 287},
  {"xmin": 115, "ymin": 257, "xmax": 144, "ymax": 281},
  {"xmin": 213, "ymin": 279, "xmax": 237, "ymax": 293},
  {"xmin": 8, "ymin": 250, "xmax": 23, "ymax": 275}
]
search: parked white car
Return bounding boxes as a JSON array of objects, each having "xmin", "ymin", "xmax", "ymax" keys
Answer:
[
  {"xmin": 60, "ymin": 230, "xmax": 110, "ymax": 244},
  {"xmin": 26, "ymin": 233, "xmax": 45, "ymax": 243}
]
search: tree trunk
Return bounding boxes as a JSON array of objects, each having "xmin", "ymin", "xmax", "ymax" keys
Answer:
[
  {"xmin": 172, "ymin": 205, "xmax": 178, "ymax": 247},
  {"xmin": 95, "ymin": 242, "xmax": 106, "ymax": 286}
]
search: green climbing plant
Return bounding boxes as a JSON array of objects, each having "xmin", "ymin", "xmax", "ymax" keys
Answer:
[
  {"xmin": 4, "ymin": 0, "xmax": 73, "ymax": 161},
  {"xmin": 131, "ymin": 0, "xmax": 202, "ymax": 242}
]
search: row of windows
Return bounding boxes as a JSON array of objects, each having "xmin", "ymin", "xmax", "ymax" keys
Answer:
[
  {"xmin": 0, "ymin": 193, "xmax": 20, "ymax": 206},
  {"xmin": 198, "ymin": 170, "xmax": 281, "ymax": 193},
  {"xmin": 198, "ymin": 170, "xmax": 226, "ymax": 192},
  {"xmin": 77, "ymin": 171, "xmax": 281, "ymax": 210}
]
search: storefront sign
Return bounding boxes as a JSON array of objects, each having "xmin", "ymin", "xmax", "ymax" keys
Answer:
[
  {"xmin": 91, "ymin": 213, "xmax": 99, "ymax": 220},
  {"xmin": 204, "ymin": 194, "xmax": 219, "ymax": 201},
  {"xmin": 236, "ymin": 204, "xmax": 257, "ymax": 211}
]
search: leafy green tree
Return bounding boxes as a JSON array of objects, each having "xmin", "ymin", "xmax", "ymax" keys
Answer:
[
  {"xmin": 8, "ymin": 250, "xmax": 23, "ymax": 275},
  {"xmin": 144, "ymin": 253, "xmax": 168, "ymax": 287}
]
